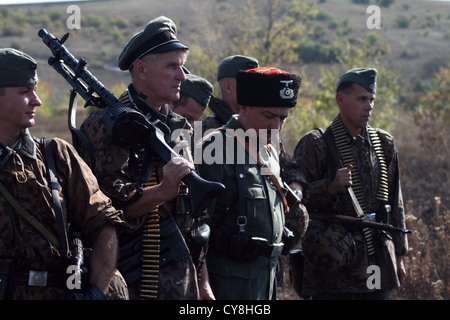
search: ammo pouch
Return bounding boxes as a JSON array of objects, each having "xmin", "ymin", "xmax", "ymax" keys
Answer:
[
  {"xmin": 0, "ymin": 258, "xmax": 14, "ymax": 300},
  {"xmin": 210, "ymin": 229, "xmax": 283, "ymax": 262}
]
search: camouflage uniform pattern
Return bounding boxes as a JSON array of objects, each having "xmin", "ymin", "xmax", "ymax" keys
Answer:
[
  {"xmin": 0, "ymin": 130, "xmax": 125, "ymax": 299},
  {"xmin": 290, "ymin": 118, "xmax": 408, "ymax": 296},
  {"xmin": 79, "ymin": 84, "xmax": 199, "ymax": 300}
]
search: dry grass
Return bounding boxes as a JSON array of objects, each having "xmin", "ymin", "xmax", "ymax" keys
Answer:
[{"xmin": 392, "ymin": 198, "xmax": 449, "ymax": 300}]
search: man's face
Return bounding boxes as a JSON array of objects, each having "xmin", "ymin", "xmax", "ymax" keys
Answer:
[
  {"xmin": 336, "ymin": 83, "xmax": 375, "ymax": 134},
  {"xmin": 0, "ymin": 86, "xmax": 41, "ymax": 135},
  {"xmin": 138, "ymin": 50, "xmax": 187, "ymax": 108},
  {"xmin": 172, "ymin": 96, "xmax": 205, "ymax": 126},
  {"xmin": 238, "ymin": 105, "xmax": 291, "ymax": 141}
]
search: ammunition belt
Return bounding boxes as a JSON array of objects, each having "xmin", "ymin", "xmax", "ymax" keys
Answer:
[
  {"xmin": 330, "ymin": 114, "xmax": 389, "ymax": 256},
  {"xmin": 140, "ymin": 212, "xmax": 160, "ymax": 300},
  {"xmin": 139, "ymin": 170, "xmax": 160, "ymax": 300}
]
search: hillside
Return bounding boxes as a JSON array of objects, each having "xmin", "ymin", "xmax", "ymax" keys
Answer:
[
  {"xmin": 1, "ymin": 0, "xmax": 449, "ymax": 97},
  {"xmin": 0, "ymin": 0, "xmax": 448, "ymax": 143}
]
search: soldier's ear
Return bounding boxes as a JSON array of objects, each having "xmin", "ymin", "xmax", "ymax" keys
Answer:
[
  {"xmin": 336, "ymin": 91, "xmax": 345, "ymax": 107},
  {"xmin": 132, "ymin": 59, "xmax": 149, "ymax": 81},
  {"xmin": 222, "ymin": 78, "xmax": 235, "ymax": 96}
]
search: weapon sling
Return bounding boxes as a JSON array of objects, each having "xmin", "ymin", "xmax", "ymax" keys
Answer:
[
  {"xmin": 42, "ymin": 139, "xmax": 71, "ymax": 259},
  {"xmin": 230, "ymin": 130, "xmax": 289, "ymax": 214},
  {"xmin": 0, "ymin": 181, "xmax": 60, "ymax": 249}
]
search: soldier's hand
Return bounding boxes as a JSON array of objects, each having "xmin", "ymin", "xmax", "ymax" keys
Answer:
[
  {"xmin": 328, "ymin": 165, "xmax": 353, "ymax": 195},
  {"xmin": 160, "ymin": 157, "xmax": 194, "ymax": 199}
]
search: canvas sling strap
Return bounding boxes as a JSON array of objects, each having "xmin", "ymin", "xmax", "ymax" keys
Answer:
[
  {"xmin": 229, "ymin": 130, "xmax": 290, "ymax": 215},
  {"xmin": 42, "ymin": 138, "xmax": 70, "ymax": 259},
  {"xmin": 0, "ymin": 181, "xmax": 60, "ymax": 249}
]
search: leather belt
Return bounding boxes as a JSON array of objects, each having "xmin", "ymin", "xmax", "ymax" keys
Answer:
[
  {"xmin": 210, "ymin": 230, "xmax": 284, "ymax": 259},
  {"xmin": 261, "ymin": 242, "xmax": 284, "ymax": 258},
  {"xmin": 13, "ymin": 271, "xmax": 65, "ymax": 287}
]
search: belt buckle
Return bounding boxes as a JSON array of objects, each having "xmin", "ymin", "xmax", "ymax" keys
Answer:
[
  {"xmin": 270, "ymin": 243, "xmax": 284, "ymax": 258},
  {"xmin": 28, "ymin": 270, "xmax": 48, "ymax": 287}
]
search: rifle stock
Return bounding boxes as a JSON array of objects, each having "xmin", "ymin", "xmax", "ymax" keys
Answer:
[
  {"xmin": 326, "ymin": 214, "xmax": 412, "ymax": 234},
  {"xmin": 38, "ymin": 29, "xmax": 225, "ymax": 217}
]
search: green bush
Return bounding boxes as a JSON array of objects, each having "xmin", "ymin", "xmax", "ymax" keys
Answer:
[{"xmin": 396, "ymin": 15, "xmax": 411, "ymax": 28}]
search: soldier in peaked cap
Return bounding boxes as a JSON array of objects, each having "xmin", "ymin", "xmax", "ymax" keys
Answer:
[
  {"xmin": 171, "ymin": 73, "xmax": 214, "ymax": 126},
  {"xmin": 196, "ymin": 67, "xmax": 308, "ymax": 300},
  {"xmin": 0, "ymin": 48, "xmax": 127, "ymax": 300},
  {"xmin": 79, "ymin": 16, "xmax": 215, "ymax": 300},
  {"xmin": 288, "ymin": 67, "xmax": 409, "ymax": 299},
  {"xmin": 118, "ymin": 16, "xmax": 188, "ymax": 71}
]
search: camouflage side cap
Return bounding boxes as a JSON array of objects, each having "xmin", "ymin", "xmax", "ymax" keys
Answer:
[
  {"xmin": 236, "ymin": 67, "xmax": 301, "ymax": 108},
  {"xmin": 118, "ymin": 16, "xmax": 188, "ymax": 71},
  {"xmin": 0, "ymin": 48, "xmax": 38, "ymax": 88},
  {"xmin": 336, "ymin": 67, "xmax": 378, "ymax": 93},
  {"xmin": 180, "ymin": 74, "xmax": 214, "ymax": 109},
  {"xmin": 217, "ymin": 55, "xmax": 259, "ymax": 81}
]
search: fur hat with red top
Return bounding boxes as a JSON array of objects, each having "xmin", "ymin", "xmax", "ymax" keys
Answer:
[{"xmin": 236, "ymin": 67, "xmax": 301, "ymax": 108}]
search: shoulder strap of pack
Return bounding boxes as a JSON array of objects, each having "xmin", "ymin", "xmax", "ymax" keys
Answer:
[
  {"xmin": 41, "ymin": 138, "xmax": 71, "ymax": 259},
  {"xmin": 0, "ymin": 181, "xmax": 60, "ymax": 249}
]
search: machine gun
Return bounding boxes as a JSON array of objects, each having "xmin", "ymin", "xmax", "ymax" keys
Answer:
[{"xmin": 38, "ymin": 29, "xmax": 225, "ymax": 218}]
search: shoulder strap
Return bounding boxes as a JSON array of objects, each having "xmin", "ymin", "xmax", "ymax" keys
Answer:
[
  {"xmin": 0, "ymin": 181, "xmax": 61, "ymax": 249},
  {"xmin": 68, "ymin": 90, "xmax": 96, "ymax": 168},
  {"xmin": 42, "ymin": 138, "xmax": 71, "ymax": 259},
  {"xmin": 230, "ymin": 131, "xmax": 289, "ymax": 214}
]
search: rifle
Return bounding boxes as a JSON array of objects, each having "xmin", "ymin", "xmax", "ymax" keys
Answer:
[
  {"xmin": 316, "ymin": 214, "xmax": 412, "ymax": 234},
  {"xmin": 38, "ymin": 29, "xmax": 225, "ymax": 218}
]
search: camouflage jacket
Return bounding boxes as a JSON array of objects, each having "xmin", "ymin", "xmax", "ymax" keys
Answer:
[
  {"xmin": 79, "ymin": 84, "xmax": 199, "ymax": 300},
  {"xmin": 292, "ymin": 116, "xmax": 408, "ymax": 295},
  {"xmin": 0, "ymin": 130, "xmax": 123, "ymax": 299}
]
